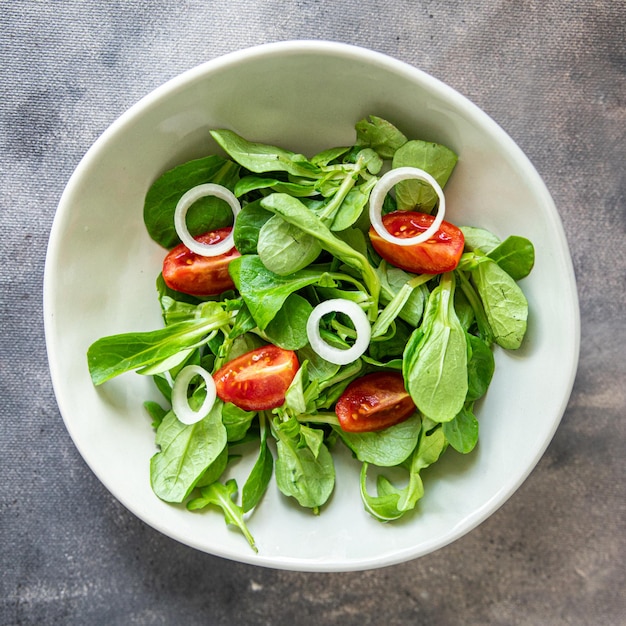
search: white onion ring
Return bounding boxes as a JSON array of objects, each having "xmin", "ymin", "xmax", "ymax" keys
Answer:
[
  {"xmin": 306, "ymin": 299, "xmax": 371, "ymax": 366},
  {"xmin": 172, "ymin": 365, "xmax": 217, "ymax": 425},
  {"xmin": 369, "ymin": 166, "xmax": 446, "ymax": 246},
  {"xmin": 174, "ymin": 183, "xmax": 240, "ymax": 256}
]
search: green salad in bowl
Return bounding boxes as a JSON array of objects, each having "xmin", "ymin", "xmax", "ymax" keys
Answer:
[
  {"xmin": 87, "ymin": 115, "xmax": 534, "ymax": 552},
  {"xmin": 45, "ymin": 41, "xmax": 578, "ymax": 571}
]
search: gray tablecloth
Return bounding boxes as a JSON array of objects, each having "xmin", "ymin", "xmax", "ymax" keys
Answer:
[{"xmin": 2, "ymin": 2, "xmax": 624, "ymax": 624}]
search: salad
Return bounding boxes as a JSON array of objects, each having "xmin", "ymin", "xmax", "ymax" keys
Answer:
[{"xmin": 87, "ymin": 115, "xmax": 534, "ymax": 552}]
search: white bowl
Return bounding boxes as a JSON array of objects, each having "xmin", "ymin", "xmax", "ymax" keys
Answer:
[{"xmin": 44, "ymin": 41, "xmax": 579, "ymax": 572}]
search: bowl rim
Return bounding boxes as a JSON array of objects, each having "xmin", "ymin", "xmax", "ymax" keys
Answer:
[{"xmin": 44, "ymin": 40, "xmax": 581, "ymax": 571}]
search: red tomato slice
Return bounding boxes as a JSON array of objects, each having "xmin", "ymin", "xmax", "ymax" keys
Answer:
[
  {"xmin": 369, "ymin": 211, "xmax": 464, "ymax": 274},
  {"xmin": 335, "ymin": 372, "xmax": 416, "ymax": 433},
  {"xmin": 162, "ymin": 228, "xmax": 240, "ymax": 296},
  {"xmin": 214, "ymin": 345, "xmax": 299, "ymax": 412}
]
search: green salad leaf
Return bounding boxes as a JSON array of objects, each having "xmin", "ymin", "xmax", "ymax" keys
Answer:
[
  {"xmin": 144, "ymin": 156, "xmax": 240, "ymax": 248},
  {"xmin": 403, "ymin": 273, "xmax": 468, "ymax": 422},
  {"xmin": 150, "ymin": 400, "xmax": 227, "ymax": 503},
  {"xmin": 392, "ymin": 140, "xmax": 458, "ymax": 212}
]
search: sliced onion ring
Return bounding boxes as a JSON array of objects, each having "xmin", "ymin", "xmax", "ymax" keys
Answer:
[
  {"xmin": 306, "ymin": 299, "xmax": 371, "ymax": 366},
  {"xmin": 174, "ymin": 183, "xmax": 241, "ymax": 256},
  {"xmin": 369, "ymin": 166, "xmax": 446, "ymax": 247},
  {"xmin": 172, "ymin": 365, "xmax": 217, "ymax": 425}
]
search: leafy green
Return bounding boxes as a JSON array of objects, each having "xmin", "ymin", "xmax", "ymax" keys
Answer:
[
  {"xmin": 232, "ymin": 200, "xmax": 272, "ymax": 255},
  {"xmin": 195, "ymin": 445, "xmax": 229, "ymax": 488},
  {"xmin": 284, "ymin": 361, "xmax": 312, "ymax": 415},
  {"xmin": 210, "ymin": 128, "xmax": 321, "ymax": 178},
  {"xmin": 466, "ymin": 333, "xmax": 495, "ymax": 402},
  {"xmin": 144, "ymin": 156, "xmax": 240, "ymax": 248},
  {"xmin": 150, "ymin": 400, "xmax": 227, "ymax": 503},
  {"xmin": 329, "ymin": 180, "xmax": 376, "ymax": 232},
  {"xmin": 391, "ymin": 140, "xmax": 458, "ymax": 212},
  {"xmin": 355, "ymin": 115, "xmax": 408, "ymax": 159},
  {"xmin": 337, "ymin": 414, "xmax": 421, "ymax": 467},
  {"xmin": 460, "ymin": 226, "xmax": 501, "ymax": 254},
  {"xmin": 222, "ymin": 402, "xmax": 256, "ymax": 442},
  {"xmin": 403, "ymin": 274, "xmax": 468, "ymax": 422},
  {"xmin": 368, "ymin": 318, "xmax": 413, "ymax": 363},
  {"xmin": 443, "ymin": 405, "xmax": 479, "ymax": 454},
  {"xmin": 273, "ymin": 418, "xmax": 335, "ymax": 510},
  {"xmin": 229, "ymin": 255, "xmax": 330, "ymax": 330},
  {"xmin": 257, "ymin": 214, "xmax": 322, "ymax": 275},
  {"xmin": 359, "ymin": 468, "xmax": 405, "ymax": 521},
  {"xmin": 242, "ymin": 421, "xmax": 273, "ymax": 513},
  {"xmin": 235, "ymin": 175, "xmax": 317, "ymax": 198},
  {"xmin": 144, "ymin": 400, "xmax": 168, "ymax": 429},
  {"xmin": 260, "ymin": 193, "xmax": 381, "ymax": 313},
  {"xmin": 377, "ymin": 262, "xmax": 428, "ymax": 327},
  {"xmin": 87, "ymin": 303, "xmax": 235, "ymax": 385},
  {"xmin": 488, "ymin": 235, "xmax": 535, "ymax": 280},
  {"xmin": 296, "ymin": 343, "xmax": 341, "ymax": 383},
  {"xmin": 470, "ymin": 259, "xmax": 529, "ymax": 350},
  {"xmin": 360, "ymin": 425, "xmax": 446, "ymax": 521},
  {"xmin": 263, "ymin": 293, "xmax": 313, "ymax": 350},
  {"xmin": 226, "ymin": 304, "xmax": 257, "ymax": 340},
  {"xmin": 398, "ymin": 425, "xmax": 447, "ymax": 510},
  {"xmin": 371, "ymin": 272, "xmax": 432, "ymax": 338},
  {"xmin": 311, "ymin": 145, "xmax": 351, "ymax": 166},
  {"xmin": 455, "ymin": 270, "xmax": 495, "ymax": 345},
  {"xmin": 187, "ymin": 479, "xmax": 257, "ymax": 552}
]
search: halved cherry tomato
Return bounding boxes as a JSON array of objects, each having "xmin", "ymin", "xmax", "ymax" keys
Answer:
[
  {"xmin": 214, "ymin": 345, "xmax": 299, "ymax": 412},
  {"xmin": 162, "ymin": 228, "xmax": 240, "ymax": 296},
  {"xmin": 335, "ymin": 372, "xmax": 415, "ymax": 433},
  {"xmin": 369, "ymin": 211, "xmax": 464, "ymax": 274}
]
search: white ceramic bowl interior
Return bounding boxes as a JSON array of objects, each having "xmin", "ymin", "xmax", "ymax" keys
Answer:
[{"xmin": 44, "ymin": 41, "xmax": 579, "ymax": 572}]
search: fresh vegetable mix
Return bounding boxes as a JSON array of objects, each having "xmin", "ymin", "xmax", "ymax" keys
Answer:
[{"xmin": 87, "ymin": 115, "xmax": 535, "ymax": 552}]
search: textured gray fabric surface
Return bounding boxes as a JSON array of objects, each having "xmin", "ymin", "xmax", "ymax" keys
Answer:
[{"xmin": 1, "ymin": 1, "xmax": 624, "ymax": 624}]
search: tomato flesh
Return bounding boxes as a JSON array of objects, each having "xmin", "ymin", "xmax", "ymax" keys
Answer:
[
  {"xmin": 335, "ymin": 372, "xmax": 416, "ymax": 433},
  {"xmin": 162, "ymin": 228, "xmax": 240, "ymax": 296},
  {"xmin": 369, "ymin": 211, "xmax": 464, "ymax": 274},
  {"xmin": 214, "ymin": 345, "xmax": 299, "ymax": 412}
]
